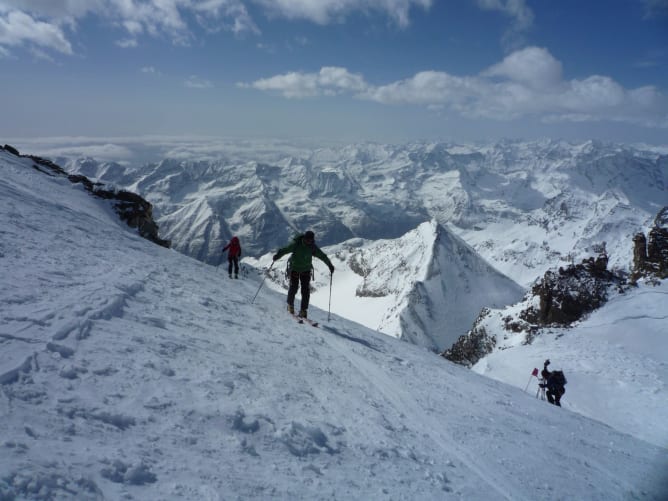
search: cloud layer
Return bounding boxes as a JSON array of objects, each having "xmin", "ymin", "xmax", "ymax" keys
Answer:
[
  {"xmin": 0, "ymin": 0, "xmax": 432, "ymax": 55},
  {"xmin": 242, "ymin": 47, "xmax": 668, "ymax": 128}
]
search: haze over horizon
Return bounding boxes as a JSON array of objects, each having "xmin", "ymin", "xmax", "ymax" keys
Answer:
[{"xmin": 1, "ymin": 0, "xmax": 667, "ymax": 145}]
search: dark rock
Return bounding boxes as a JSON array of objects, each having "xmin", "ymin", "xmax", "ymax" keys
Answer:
[
  {"xmin": 631, "ymin": 206, "xmax": 668, "ymax": 280},
  {"xmin": 441, "ymin": 308, "xmax": 497, "ymax": 367},
  {"xmin": 2, "ymin": 144, "xmax": 20, "ymax": 156},
  {"xmin": 521, "ymin": 253, "xmax": 624, "ymax": 326},
  {"xmin": 444, "ymin": 249, "xmax": 625, "ymax": 366}
]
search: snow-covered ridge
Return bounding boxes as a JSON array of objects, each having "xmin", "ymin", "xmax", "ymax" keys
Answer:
[
  {"xmin": 1, "ymin": 145, "xmax": 169, "ymax": 248},
  {"xmin": 2, "ymin": 137, "xmax": 667, "ymax": 500}
]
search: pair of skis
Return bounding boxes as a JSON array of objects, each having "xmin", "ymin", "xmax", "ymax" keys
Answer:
[{"xmin": 289, "ymin": 312, "xmax": 319, "ymax": 328}]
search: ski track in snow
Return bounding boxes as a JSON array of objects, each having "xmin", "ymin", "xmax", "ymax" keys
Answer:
[{"xmin": 320, "ymin": 332, "xmax": 519, "ymax": 500}]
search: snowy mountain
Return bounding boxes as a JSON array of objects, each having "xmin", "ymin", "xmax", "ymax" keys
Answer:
[
  {"xmin": 249, "ymin": 221, "xmax": 525, "ymax": 351},
  {"xmin": 64, "ymin": 139, "xmax": 668, "ymax": 288},
  {"xmin": 2, "ymin": 144, "xmax": 667, "ymax": 500}
]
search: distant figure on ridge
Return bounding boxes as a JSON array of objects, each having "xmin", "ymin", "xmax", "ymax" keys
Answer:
[
  {"xmin": 222, "ymin": 236, "xmax": 242, "ymax": 279},
  {"xmin": 539, "ymin": 359, "xmax": 567, "ymax": 406},
  {"xmin": 272, "ymin": 230, "xmax": 334, "ymax": 319}
]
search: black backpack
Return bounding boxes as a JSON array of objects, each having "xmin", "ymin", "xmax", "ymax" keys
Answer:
[{"xmin": 551, "ymin": 370, "xmax": 567, "ymax": 386}]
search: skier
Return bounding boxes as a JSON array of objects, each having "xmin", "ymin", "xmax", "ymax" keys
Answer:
[
  {"xmin": 539, "ymin": 359, "xmax": 567, "ymax": 406},
  {"xmin": 222, "ymin": 236, "xmax": 242, "ymax": 279},
  {"xmin": 272, "ymin": 230, "xmax": 334, "ymax": 319}
]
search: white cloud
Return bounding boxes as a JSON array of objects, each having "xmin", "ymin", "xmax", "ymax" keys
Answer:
[
  {"xmin": 0, "ymin": 0, "xmax": 260, "ymax": 54},
  {"xmin": 244, "ymin": 66, "xmax": 368, "ymax": 98},
  {"xmin": 484, "ymin": 47, "xmax": 562, "ymax": 89},
  {"xmin": 642, "ymin": 0, "xmax": 668, "ymax": 16},
  {"xmin": 244, "ymin": 46, "xmax": 668, "ymax": 128},
  {"xmin": 476, "ymin": 0, "xmax": 534, "ymax": 49},
  {"xmin": 193, "ymin": 0, "xmax": 259, "ymax": 34},
  {"xmin": 185, "ymin": 75, "xmax": 214, "ymax": 88},
  {"xmin": 476, "ymin": 0, "xmax": 533, "ymax": 29},
  {"xmin": 140, "ymin": 65, "xmax": 160, "ymax": 75},
  {"xmin": 0, "ymin": 9, "xmax": 73, "ymax": 54},
  {"xmin": 0, "ymin": 0, "xmax": 431, "ymax": 57},
  {"xmin": 39, "ymin": 142, "xmax": 135, "ymax": 162},
  {"xmin": 0, "ymin": 1, "xmax": 102, "ymax": 18},
  {"xmin": 251, "ymin": 0, "xmax": 432, "ymax": 27},
  {"xmin": 361, "ymin": 71, "xmax": 480, "ymax": 106},
  {"xmin": 116, "ymin": 38, "xmax": 138, "ymax": 48}
]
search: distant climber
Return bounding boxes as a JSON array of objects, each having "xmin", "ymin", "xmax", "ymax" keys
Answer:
[
  {"xmin": 272, "ymin": 230, "xmax": 334, "ymax": 319},
  {"xmin": 223, "ymin": 236, "xmax": 242, "ymax": 278},
  {"xmin": 539, "ymin": 359, "xmax": 567, "ymax": 406}
]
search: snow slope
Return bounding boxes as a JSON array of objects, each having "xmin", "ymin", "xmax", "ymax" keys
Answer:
[
  {"xmin": 2, "ymin": 150, "xmax": 667, "ymax": 499},
  {"xmin": 471, "ymin": 281, "xmax": 668, "ymax": 449}
]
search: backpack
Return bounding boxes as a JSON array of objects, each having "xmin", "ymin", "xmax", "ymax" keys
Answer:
[{"xmin": 551, "ymin": 370, "xmax": 567, "ymax": 386}]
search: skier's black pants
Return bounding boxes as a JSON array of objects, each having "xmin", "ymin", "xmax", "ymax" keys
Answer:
[
  {"xmin": 228, "ymin": 257, "xmax": 239, "ymax": 276},
  {"xmin": 547, "ymin": 387, "xmax": 565, "ymax": 406},
  {"xmin": 287, "ymin": 270, "xmax": 311, "ymax": 311}
]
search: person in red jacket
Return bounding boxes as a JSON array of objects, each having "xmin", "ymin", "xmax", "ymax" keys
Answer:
[{"xmin": 222, "ymin": 236, "xmax": 241, "ymax": 278}]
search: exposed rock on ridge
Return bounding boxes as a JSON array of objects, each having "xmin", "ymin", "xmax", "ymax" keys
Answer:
[
  {"xmin": 632, "ymin": 206, "xmax": 668, "ymax": 281},
  {"xmin": 443, "ymin": 248, "xmax": 627, "ymax": 367},
  {"xmin": 2, "ymin": 144, "xmax": 170, "ymax": 248}
]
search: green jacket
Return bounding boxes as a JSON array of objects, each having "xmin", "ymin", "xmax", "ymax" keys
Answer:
[{"xmin": 275, "ymin": 235, "xmax": 333, "ymax": 273}]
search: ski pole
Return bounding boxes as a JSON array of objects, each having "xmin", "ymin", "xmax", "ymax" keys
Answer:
[
  {"xmin": 524, "ymin": 368, "xmax": 539, "ymax": 392},
  {"xmin": 327, "ymin": 271, "xmax": 333, "ymax": 322},
  {"xmin": 524, "ymin": 374, "xmax": 533, "ymax": 393},
  {"xmin": 251, "ymin": 261, "xmax": 273, "ymax": 304}
]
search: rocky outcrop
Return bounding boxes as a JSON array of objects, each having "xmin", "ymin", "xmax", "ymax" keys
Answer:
[
  {"xmin": 441, "ymin": 308, "xmax": 497, "ymax": 367},
  {"xmin": 443, "ymin": 248, "xmax": 626, "ymax": 366},
  {"xmin": 632, "ymin": 207, "xmax": 668, "ymax": 281},
  {"xmin": 1, "ymin": 144, "xmax": 170, "ymax": 248},
  {"xmin": 520, "ymin": 251, "xmax": 625, "ymax": 326}
]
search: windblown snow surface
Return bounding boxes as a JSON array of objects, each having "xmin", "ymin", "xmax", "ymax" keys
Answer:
[{"xmin": 1, "ymin": 149, "xmax": 667, "ymax": 499}]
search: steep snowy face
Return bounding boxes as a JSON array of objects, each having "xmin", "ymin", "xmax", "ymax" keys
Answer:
[
  {"xmin": 252, "ymin": 221, "xmax": 524, "ymax": 352},
  {"xmin": 64, "ymin": 140, "xmax": 668, "ymax": 286},
  {"xmin": 400, "ymin": 224, "xmax": 526, "ymax": 350}
]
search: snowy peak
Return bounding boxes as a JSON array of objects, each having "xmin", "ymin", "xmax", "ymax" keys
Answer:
[
  {"xmin": 399, "ymin": 222, "xmax": 525, "ymax": 350},
  {"xmin": 267, "ymin": 221, "xmax": 524, "ymax": 352},
  {"xmin": 349, "ymin": 220, "xmax": 435, "ymax": 299}
]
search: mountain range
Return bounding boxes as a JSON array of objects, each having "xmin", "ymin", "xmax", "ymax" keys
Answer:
[{"xmin": 62, "ymin": 139, "xmax": 667, "ymax": 350}]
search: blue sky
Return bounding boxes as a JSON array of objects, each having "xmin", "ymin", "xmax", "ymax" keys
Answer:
[{"xmin": 1, "ymin": 0, "xmax": 667, "ymax": 144}]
